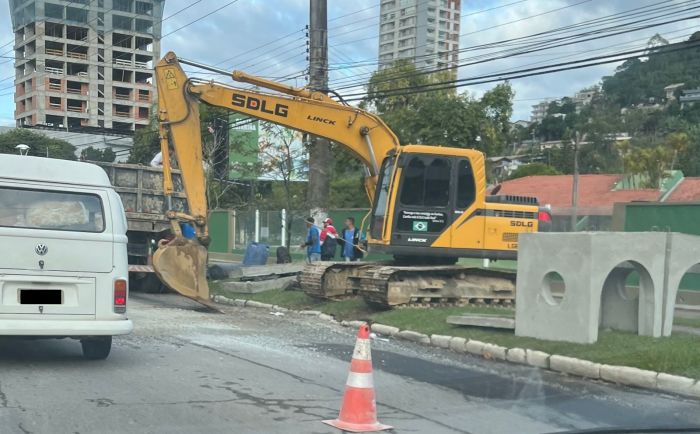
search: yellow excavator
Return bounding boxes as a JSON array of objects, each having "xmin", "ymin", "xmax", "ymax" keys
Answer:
[{"xmin": 151, "ymin": 51, "xmax": 550, "ymax": 307}]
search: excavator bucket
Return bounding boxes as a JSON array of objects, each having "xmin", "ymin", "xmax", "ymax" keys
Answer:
[{"xmin": 152, "ymin": 238, "xmax": 210, "ymax": 303}]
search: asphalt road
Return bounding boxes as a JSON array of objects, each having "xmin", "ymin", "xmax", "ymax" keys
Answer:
[{"xmin": 1, "ymin": 293, "xmax": 699, "ymax": 434}]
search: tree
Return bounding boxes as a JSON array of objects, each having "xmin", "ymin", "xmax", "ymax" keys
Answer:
[
  {"xmin": 363, "ymin": 61, "xmax": 515, "ymax": 156},
  {"xmin": 329, "ymin": 143, "xmax": 367, "ymax": 208},
  {"xmin": 507, "ymin": 163, "xmax": 561, "ymax": 180},
  {"xmin": 257, "ymin": 123, "xmax": 306, "ymax": 244},
  {"xmin": 81, "ymin": 146, "xmax": 116, "ymax": 162},
  {"xmin": 0, "ymin": 129, "xmax": 77, "ymax": 160},
  {"xmin": 128, "ymin": 113, "xmax": 159, "ymax": 164},
  {"xmin": 618, "ymin": 132, "xmax": 688, "ymax": 188}
]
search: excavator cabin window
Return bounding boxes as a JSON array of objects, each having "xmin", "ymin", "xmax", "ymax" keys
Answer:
[
  {"xmin": 399, "ymin": 156, "xmax": 451, "ymax": 207},
  {"xmin": 456, "ymin": 159, "xmax": 476, "ymax": 209},
  {"xmin": 370, "ymin": 157, "xmax": 395, "ymax": 240}
]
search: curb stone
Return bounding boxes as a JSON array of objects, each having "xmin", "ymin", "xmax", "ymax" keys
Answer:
[
  {"xmin": 600, "ymin": 365, "xmax": 657, "ymax": 389},
  {"xmin": 506, "ymin": 347, "xmax": 526, "ymax": 364},
  {"xmin": 396, "ymin": 330, "xmax": 431, "ymax": 345},
  {"xmin": 430, "ymin": 334, "xmax": 452, "ymax": 349},
  {"xmin": 688, "ymin": 381, "xmax": 700, "ymax": 398},
  {"xmin": 340, "ymin": 321, "xmax": 365, "ymax": 328},
  {"xmin": 246, "ymin": 301, "xmax": 272, "ymax": 309},
  {"xmin": 656, "ymin": 373, "xmax": 695, "ymax": 395},
  {"xmin": 212, "ymin": 297, "xmax": 700, "ymax": 400},
  {"xmin": 371, "ymin": 323, "xmax": 400, "ymax": 336},
  {"xmin": 448, "ymin": 337, "xmax": 467, "ymax": 353},
  {"xmin": 482, "ymin": 343, "xmax": 507, "ymax": 360},
  {"xmin": 298, "ymin": 310, "xmax": 322, "ymax": 316},
  {"xmin": 526, "ymin": 349, "xmax": 550, "ymax": 369},
  {"xmin": 550, "ymin": 355, "xmax": 600, "ymax": 379},
  {"xmin": 465, "ymin": 339, "xmax": 485, "ymax": 355}
]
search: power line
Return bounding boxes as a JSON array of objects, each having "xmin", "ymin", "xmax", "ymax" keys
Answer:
[
  {"xmin": 328, "ymin": 0, "xmax": 684, "ymax": 72},
  {"xmin": 161, "ymin": 0, "xmax": 241, "ymax": 38},
  {"xmin": 213, "ymin": 27, "xmax": 307, "ymax": 68},
  {"xmin": 340, "ymin": 37, "xmax": 700, "ymax": 102},
  {"xmin": 329, "ymin": 1, "xmax": 700, "ymax": 90},
  {"xmin": 161, "ymin": 0, "xmax": 203, "ymax": 21}
]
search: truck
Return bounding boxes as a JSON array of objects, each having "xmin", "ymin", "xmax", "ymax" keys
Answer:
[{"xmin": 93, "ymin": 161, "xmax": 187, "ymax": 291}]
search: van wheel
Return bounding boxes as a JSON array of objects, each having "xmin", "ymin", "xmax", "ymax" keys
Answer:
[{"xmin": 81, "ymin": 336, "xmax": 112, "ymax": 360}]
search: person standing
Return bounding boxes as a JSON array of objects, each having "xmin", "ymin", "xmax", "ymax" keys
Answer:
[
  {"xmin": 339, "ymin": 217, "xmax": 363, "ymax": 262},
  {"xmin": 300, "ymin": 216, "xmax": 321, "ymax": 263},
  {"xmin": 320, "ymin": 217, "xmax": 338, "ymax": 261}
]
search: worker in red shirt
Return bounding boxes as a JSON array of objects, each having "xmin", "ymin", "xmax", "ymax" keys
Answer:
[{"xmin": 320, "ymin": 217, "xmax": 338, "ymax": 261}]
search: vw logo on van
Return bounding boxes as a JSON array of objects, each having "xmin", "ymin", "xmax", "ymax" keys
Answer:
[{"xmin": 35, "ymin": 244, "xmax": 48, "ymax": 256}]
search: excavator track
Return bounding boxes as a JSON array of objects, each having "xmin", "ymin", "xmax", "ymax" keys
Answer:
[
  {"xmin": 300, "ymin": 262, "xmax": 516, "ymax": 308},
  {"xmin": 299, "ymin": 262, "xmax": 369, "ymax": 299}
]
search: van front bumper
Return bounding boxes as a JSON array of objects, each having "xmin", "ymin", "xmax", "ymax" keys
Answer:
[{"xmin": 0, "ymin": 318, "xmax": 133, "ymax": 337}]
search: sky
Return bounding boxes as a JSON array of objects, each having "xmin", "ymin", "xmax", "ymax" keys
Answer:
[{"xmin": 0, "ymin": 0, "xmax": 699, "ymax": 127}]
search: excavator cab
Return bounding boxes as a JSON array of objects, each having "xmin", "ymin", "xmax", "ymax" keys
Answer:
[{"xmin": 368, "ymin": 145, "xmax": 539, "ymax": 262}]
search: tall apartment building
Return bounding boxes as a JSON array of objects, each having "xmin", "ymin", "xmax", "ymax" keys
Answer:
[
  {"xmin": 378, "ymin": 0, "xmax": 461, "ymax": 73},
  {"xmin": 9, "ymin": 0, "xmax": 164, "ymax": 132}
]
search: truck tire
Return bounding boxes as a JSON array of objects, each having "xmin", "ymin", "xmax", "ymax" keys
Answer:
[{"xmin": 81, "ymin": 336, "xmax": 112, "ymax": 360}]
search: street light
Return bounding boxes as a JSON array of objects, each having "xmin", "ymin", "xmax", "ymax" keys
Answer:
[{"xmin": 15, "ymin": 144, "xmax": 29, "ymax": 156}]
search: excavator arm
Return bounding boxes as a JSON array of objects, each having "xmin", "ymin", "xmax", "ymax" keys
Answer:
[{"xmin": 152, "ymin": 51, "xmax": 401, "ymax": 303}]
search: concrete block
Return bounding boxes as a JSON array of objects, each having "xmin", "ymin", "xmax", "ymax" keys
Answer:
[
  {"xmin": 233, "ymin": 299, "xmax": 247, "ymax": 307},
  {"xmin": 482, "ymin": 343, "xmax": 507, "ymax": 360},
  {"xmin": 299, "ymin": 310, "xmax": 322, "ymax": 316},
  {"xmin": 396, "ymin": 330, "xmax": 431, "ymax": 345},
  {"xmin": 430, "ymin": 334, "xmax": 452, "ymax": 349},
  {"xmin": 600, "ymin": 365, "xmax": 657, "ymax": 389},
  {"xmin": 448, "ymin": 337, "xmax": 467, "ymax": 353},
  {"xmin": 371, "ymin": 323, "xmax": 400, "ymax": 336},
  {"xmin": 272, "ymin": 305, "xmax": 289, "ymax": 312},
  {"xmin": 656, "ymin": 373, "xmax": 695, "ymax": 395},
  {"xmin": 550, "ymin": 355, "xmax": 600, "ymax": 379},
  {"xmin": 318, "ymin": 313, "xmax": 334, "ymax": 322},
  {"xmin": 447, "ymin": 314, "xmax": 515, "ymax": 329},
  {"xmin": 465, "ymin": 339, "xmax": 485, "ymax": 355},
  {"xmin": 219, "ymin": 276, "xmax": 297, "ymax": 294},
  {"xmin": 515, "ymin": 232, "xmax": 669, "ymax": 344},
  {"xmin": 226, "ymin": 263, "xmax": 303, "ymax": 280},
  {"xmin": 526, "ymin": 349, "xmax": 550, "ymax": 369},
  {"xmin": 245, "ymin": 300, "xmax": 273, "ymax": 309},
  {"xmin": 662, "ymin": 233, "xmax": 700, "ymax": 336},
  {"xmin": 506, "ymin": 347, "xmax": 527, "ymax": 364}
]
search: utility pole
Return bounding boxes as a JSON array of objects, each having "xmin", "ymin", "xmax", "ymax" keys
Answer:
[
  {"xmin": 570, "ymin": 131, "xmax": 586, "ymax": 231},
  {"xmin": 307, "ymin": 0, "xmax": 330, "ymax": 222}
]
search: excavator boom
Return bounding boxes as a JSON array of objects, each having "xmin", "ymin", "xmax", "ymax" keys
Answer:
[{"xmin": 152, "ymin": 51, "xmax": 400, "ymax": 303}]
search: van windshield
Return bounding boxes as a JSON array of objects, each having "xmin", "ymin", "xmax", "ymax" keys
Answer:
[{"xmin": 0, "ymin": 187, "xmax": 105, "ymax": 233}]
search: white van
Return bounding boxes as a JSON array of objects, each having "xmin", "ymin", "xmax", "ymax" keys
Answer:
[{"xmin": 0, "ymin": 154, "xmax": 133, "ymax": 359}]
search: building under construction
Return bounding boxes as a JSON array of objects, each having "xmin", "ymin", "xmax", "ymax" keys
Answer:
[{"xmin": 9, "ymin": 0, "xmax": 164, "ymax": 132}]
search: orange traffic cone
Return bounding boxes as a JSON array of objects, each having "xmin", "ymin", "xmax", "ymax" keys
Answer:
[{"xmin": 323, "ymin": 323, "xmax": 393, "ymax": 433}]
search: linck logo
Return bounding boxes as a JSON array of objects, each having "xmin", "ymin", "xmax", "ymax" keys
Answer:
[
  {"xmin": 307, "ymin": 115, "xmax": 336, "ymax": 125},
  {"xmin": 231, "ymin": 94, "xmax": 288, "ymax": 117}
]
